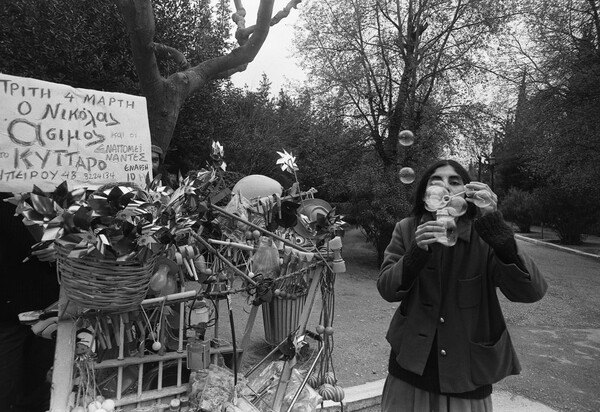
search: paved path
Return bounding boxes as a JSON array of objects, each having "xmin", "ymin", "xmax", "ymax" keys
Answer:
[
  {"xmin": 318, "ymin": 380, "xmax": 557, "ymax": 411},
  {"xmin": 319, "ymin": 227, "xmax": 600, "ymax": 412},
  {"xmin": 225, "ymin": 226, "xmax": 599, "ymax": 411}
]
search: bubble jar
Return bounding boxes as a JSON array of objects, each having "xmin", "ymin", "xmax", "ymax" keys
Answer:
[{"xmin": 435, "ymin": 208, "xmax": 457, "ymax": 247}]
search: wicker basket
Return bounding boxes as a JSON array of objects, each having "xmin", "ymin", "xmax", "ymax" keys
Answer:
[{"xmin": 56, "ymin": 243, "xmax": 156, "ymax": 313}]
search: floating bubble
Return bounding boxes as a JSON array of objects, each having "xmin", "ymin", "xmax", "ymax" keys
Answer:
[
  {"xmin": 471, "ymin": 190, "xmax": 492, "ymax": 208},
  {"xmin": 424, "ymin": 186, "xmax": 449, "ymax": 212},
  {"xmin": 447, "ymin": 196, "xmax": 468, "ymax": 217},
  {"xmin": 398, "ymin": 130, "xmax": 415, "ymax": 147},
  {"xmin": 399, "ymin": 167, "xmax": 416, "ymax": 184}
]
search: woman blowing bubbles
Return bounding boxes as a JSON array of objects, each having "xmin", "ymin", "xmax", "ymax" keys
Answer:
[{"xmin": 378, "ymin": 159, "xmax": 547, "ymax": 412}]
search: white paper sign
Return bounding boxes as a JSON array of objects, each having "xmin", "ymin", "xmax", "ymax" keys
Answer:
[{"xmin": 0, "ymin": 73, "xmax": 153, "ymax": 193}]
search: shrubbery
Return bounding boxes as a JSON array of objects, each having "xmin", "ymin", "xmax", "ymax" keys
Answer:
[
  {"xmin": 500, "ymin": 186, "xmax": 599, "ymax": 245},
  {"xmin": 533, "ymin": 186, "xmax": 598, "ymax": 245},
  {"xmin": 500, "ymin": 188, "xmax": 536, "ymax": 233}
]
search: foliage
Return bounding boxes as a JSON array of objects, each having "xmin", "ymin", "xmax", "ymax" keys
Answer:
[
  {"xmin": 152, "ymin": 0, "xmax": 230, "ymax": 68},
  {"xmin": 500, "ymin": 188, "xmax": 536, "ymax": 233},
  {"xmin": 533, "ymin": 185, "xmax": 599, "ymax": 245},
  {"xmin": 1, "ymin": 0, "xmax": 287, "ymax": 154},
  {"xmin": 291, "ymin": 0, "xmax": 524, "ymax": 255},
  {"xmin": 493, "ymin": 75, "xmax": 540, "ymax": 194},
  {"xmin": 0, "ymin": 0, "xmax": 229, "ymax": 160},
  {"xmin": 295, "ymin": 0, "xmax": 518, "ymax": 167},
  {"xmin": 343, "ymin": 152, "xmax": 412, "ymax": 264},
  {"xmin": 168, "ymin": 81, "xmax": 230, "ymax": 173},
  {"xmin": 497, "ymin": 0, "xmax": 600, "ymax": 243},
  {"xmin": 0, "ymin": 0, "xmax": 137, "ymax": 93}
]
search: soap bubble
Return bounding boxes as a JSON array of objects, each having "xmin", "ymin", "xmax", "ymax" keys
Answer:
[
  {"xmin": 424, "ymin": 186, "xmax": 449, "ymax": 212},
  {"xmin": 399, "ymin": 167, "xmax": 416, "ymax": 184},
  {"xmin": 447, "ymin": 196, "xmax": 468, "ymax": 217},
  {"xmin": 398, "ymin": 130, "xmax": 415, "ymax": 147},
  {"xmin": 471, "ymin": 190, "xmax": 492, "ymax": 208}
]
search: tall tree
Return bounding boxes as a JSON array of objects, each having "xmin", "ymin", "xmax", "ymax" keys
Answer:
[
  {"xmin": 520, "ymin": 0, "xmax": 600, "ymax": 181},
  {"xmin": 0, "ymin": 1, "xmax": 138, "ymax": 92},
  {"xmin": 115, "ymin": 0, "xmax": 302, "ymax": 153},
  {"xmin": 494, "ymin": 72, "xmax": 539, "ymax": 194},
  {"xmin": 1, "ymin": 0, "xmax": 302, "ymax": 156},
  {"xmin": 293, "ymin": 0, "xmax": 519, "ymax": 259},
  {"xmin": 295, "ymin": 0, "xmax": 518, "ymax": 170},
  {"xmin": 500, "ymin": 0, "xmax": 600, "ymax": 242}
]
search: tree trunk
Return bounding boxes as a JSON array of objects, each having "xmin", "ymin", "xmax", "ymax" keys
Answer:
[{"xmin": 115, "ymin": 0, "xmax": 299, "ymax": 153}]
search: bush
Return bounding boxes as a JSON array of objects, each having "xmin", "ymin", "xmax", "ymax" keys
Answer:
[
  {"xmin": 500, "ymin": 188, "xmax": 536, "ymax": 233},
  {"xmin": 533, "ymin": 186, "xmax": 599, "ymax": 245},
  {"xmin": 343, "ymin": 167, "xmax": 411, "ymax": 265}
]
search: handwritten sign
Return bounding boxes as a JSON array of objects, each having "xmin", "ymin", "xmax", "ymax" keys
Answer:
[{"xmin": 0, "ymin": 74, "xmax": 153, "ymax": 193}]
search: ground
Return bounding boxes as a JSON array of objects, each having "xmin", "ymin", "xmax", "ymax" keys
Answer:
[
  {"xmin": 208, "ymin": 226, "xmax": 600, "ymax": 412},
  {"xmin": 208, "ymin": 227, "xmax": 393, "ymax": 389}
]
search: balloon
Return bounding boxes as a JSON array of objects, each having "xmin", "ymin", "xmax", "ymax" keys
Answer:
[
  {"xmin": 148, "ymin": 265, "xmax": 169, "ymax": 292},
  {"xmin": 231, "ymin": 175, "xmax": 283, "ymax": 200}
]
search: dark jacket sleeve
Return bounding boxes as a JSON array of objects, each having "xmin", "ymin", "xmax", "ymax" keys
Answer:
[
  {"xmin": 378, "ymin": 218, "xmax": 430, "ymax": 302},
  {"xmin": 475, "ymin": 211, "xmax": 548, "ymax": 303}
]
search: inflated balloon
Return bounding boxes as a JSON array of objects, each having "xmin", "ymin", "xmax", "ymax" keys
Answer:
[
  {"xmin": 159, "ymin": 274, "xmax": 177, "ymax": 296},
  {"xmin": 149, "ymin": 264, "xmax": 169, "ymax": 292},
  {"xmin": 231, "ymin": 174, "xmax": 283, "ymax": 200}
]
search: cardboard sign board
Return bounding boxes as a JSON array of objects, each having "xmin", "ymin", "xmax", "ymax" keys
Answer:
[{"xmin": 0, "ymin": 73, "xmax": 153, "ymax": 193}]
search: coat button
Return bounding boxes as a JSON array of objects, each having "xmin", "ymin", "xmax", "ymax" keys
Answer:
[
  {"xmin": 440, "ymin": 349, "xmax": 447, "ymax": 356},
  {"xmin": 440, "ymin": 317, "xmax": 445, "ymax": 324}
]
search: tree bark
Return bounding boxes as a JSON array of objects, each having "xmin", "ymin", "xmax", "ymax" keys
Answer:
[{"xmin": 115, "ymin": 0, "xmax": 300, "ymax": 154}]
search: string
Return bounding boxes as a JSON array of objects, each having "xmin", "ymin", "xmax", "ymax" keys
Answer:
[
  {"xmin": 139, "ymin": 304, "xmax": 157, "ymax": 342},
  {"xmin": 155, "ymin": 296, "xmax": 167, "ymax": 344}
]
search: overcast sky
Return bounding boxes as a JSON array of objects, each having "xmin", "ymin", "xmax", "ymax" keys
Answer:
[{"xmin": 229, "ymin": 2, "xmax": 306, "ymax": 92}]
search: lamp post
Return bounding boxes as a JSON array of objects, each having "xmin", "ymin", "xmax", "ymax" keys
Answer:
[
  {"xmin": 477, "ymin": 155, "xmax": 496, "ymax": 190},
  {"xmin": 487, "ymin": 156, "xmax": 496, "ymax": 191}
]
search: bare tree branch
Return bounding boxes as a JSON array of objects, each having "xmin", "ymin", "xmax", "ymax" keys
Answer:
[
  {"xmin": 115, "ymin": 0, "xmax": 301, "ymax": 151},
  {"xmin": 153, "ymin": 42, "xmax": 190, "ymax": 71}
]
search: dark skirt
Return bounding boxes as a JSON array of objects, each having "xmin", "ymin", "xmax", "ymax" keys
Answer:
[{"xmin": 381, "ymin": 374, "xmax": 493, "ymax": 412}]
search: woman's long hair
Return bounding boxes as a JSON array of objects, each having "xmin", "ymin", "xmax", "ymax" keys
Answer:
[{"xmin": 411, "ymin": 159, "xmax": 477, "ymax": 220}]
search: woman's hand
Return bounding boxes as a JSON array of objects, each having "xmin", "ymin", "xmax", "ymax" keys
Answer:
[
  {"xmin": 465, "ymin": 182, "xmax": 498, "ymax": 216},
  {"xmin": 415, "ymin": 220, "xmax": 445, "ymax": 251}
]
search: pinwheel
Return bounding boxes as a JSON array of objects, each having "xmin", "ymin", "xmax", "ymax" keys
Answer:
[
  {"xmin": 211, "ymin": 140, "xmax": 227, "ymax": 171},
  {"xmin": 276, "ymin": 149, "xmax": 299, "ymax": 174}
]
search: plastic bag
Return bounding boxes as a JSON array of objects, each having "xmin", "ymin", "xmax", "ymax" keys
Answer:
[
  {"xmin": 221, "ymin": 193, "xmax": 252, "ymax": 234},
  {"xmin": 189, "ymin": 364, "xmax": 247, "ymax": 412},
  {"xmin": 241, "ymin": 361, "xmax": 322, "ymax": 412}
]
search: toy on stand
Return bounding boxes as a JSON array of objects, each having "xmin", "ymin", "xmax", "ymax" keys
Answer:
[{"xmin": 10, "ymin": 144, "xmax": 347, "ymax": 412}]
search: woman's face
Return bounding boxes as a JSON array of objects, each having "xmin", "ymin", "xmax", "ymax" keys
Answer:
[{"xmin": 426, "ymin": 165, "xmax": 465, "ymax": 196}]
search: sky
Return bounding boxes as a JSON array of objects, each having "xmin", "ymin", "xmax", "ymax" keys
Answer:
[{"xmin": 228, "ymin": 2, "xmax": 307, "ymax": 92}]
